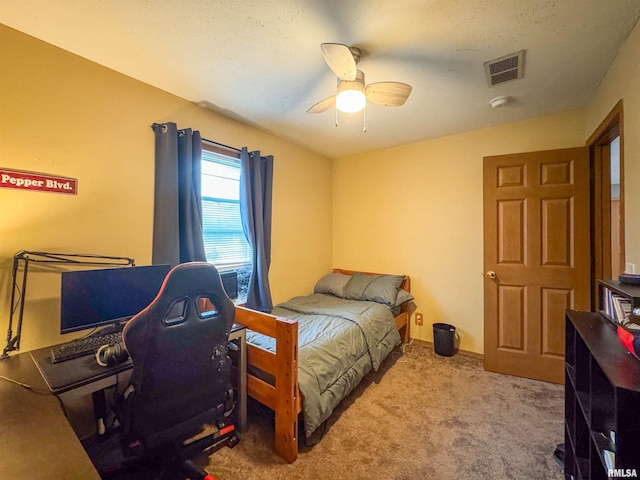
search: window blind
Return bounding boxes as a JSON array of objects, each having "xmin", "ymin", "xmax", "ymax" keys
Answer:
[
  {"xmin": 201, "ymin": 148, "xmax": 252, "ymax": 271},
  {"xmin": 202, "ymin": 196, "xmax": 252, "ymax": 268}
]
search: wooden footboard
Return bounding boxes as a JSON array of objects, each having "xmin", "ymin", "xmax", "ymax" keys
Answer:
[
  {"xmin": 234, "ymin": 305, "xmax": 300, "ymax": 463},
  {"xmin": 236, "ymin": 270, "xmax": 411, "ymax": 463}
]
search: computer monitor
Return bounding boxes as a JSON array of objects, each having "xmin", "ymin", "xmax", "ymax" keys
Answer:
[
  {"xmin": 220, "ymin": 270, "xmax": 238, "ymax": 299},
  {"xmin": 60, "ymin": 264, "xmax": 171, "ymax": 334}
]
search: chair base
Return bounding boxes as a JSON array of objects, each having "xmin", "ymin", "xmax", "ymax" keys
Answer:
[{"xmin": 99, "ymin": 424, "xmax": 239, "ymax": 480}]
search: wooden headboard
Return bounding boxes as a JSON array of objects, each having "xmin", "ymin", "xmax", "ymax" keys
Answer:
[{"xmin": 332, "ymin": 268, "xmax": 411, "ymax": 293}]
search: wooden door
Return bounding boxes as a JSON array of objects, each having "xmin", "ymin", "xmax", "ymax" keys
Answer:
[{"xmin": 483, "ymin": 147, "xmax": 590, "ymax": 384}]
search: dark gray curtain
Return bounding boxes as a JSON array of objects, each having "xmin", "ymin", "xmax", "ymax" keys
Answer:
[
  {"xmin": 151, "ymin": 122, "xmax": 206, "ymax": 266},
  {"xmin": 240, "ymin": 147, "xmax": 274, "ymax": 312}
]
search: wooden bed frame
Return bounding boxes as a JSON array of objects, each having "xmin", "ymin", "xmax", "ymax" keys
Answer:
[{"xmin": 233, "ymin": 269, "xmax": 411, "ymax": 463}]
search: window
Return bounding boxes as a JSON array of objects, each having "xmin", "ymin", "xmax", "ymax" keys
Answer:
[{"xmin": 201, "ymin": 144, "xmax": 252, "ymax": 300}]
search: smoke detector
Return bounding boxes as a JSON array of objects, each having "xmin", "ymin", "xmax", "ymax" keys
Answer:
[{"xmin": 490, "ymin": 96, "xmax": 510, "ymax": 108}]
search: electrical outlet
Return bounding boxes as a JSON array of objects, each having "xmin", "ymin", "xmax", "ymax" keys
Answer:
[
  {"xmin": 415, "ymin": 313, "xmax": 423, "ymax": 326},
  {"xmin": 626, "ymin": 262, "xmax": 636, "ymax": 274}
]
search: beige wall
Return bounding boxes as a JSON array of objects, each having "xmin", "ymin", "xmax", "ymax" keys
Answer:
[
  {"xmin": 585, "ymin": 20, "xmax": 640, "ymax": 268},
  {"xmin": 0, "ymin": 24, "xmax": 333, "ymax": 353},
  {"xmin": 333, "ymin": 109, "xmax": 585, "ymax": 353}
]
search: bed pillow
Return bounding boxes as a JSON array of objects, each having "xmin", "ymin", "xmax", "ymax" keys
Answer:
[
  {"xmin": 394, "ymin": 288, "xmax": 414, "ymax": 306},
  {"xmin": 343, "ymin": 272, "xmax": 405, "ymax": 306},
  {"xmin": 390, "ymin": 289, "xmax": 414, "ymax": 316},
  {"xmin": 313, "ymin": 272, "xmax": 350, "ymax": 297}
]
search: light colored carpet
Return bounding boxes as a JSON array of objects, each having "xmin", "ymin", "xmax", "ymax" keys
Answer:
[{"xmin": 200, "ymin": 342, "xmax": 565, "ymax": 480}]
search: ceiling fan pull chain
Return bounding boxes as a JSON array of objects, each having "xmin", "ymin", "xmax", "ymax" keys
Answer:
[
  {"xmin": 335, "ymin": 106, "xmax": 339, "ymax": 127},
  {"xmin": 363, "ymin": 104, "xmax": 367, "ymax": 133}
]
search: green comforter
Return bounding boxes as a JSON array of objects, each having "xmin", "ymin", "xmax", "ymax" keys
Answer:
[{"xmin": 245, "ymin": 293, "xmax": 401, "ymax": 437}]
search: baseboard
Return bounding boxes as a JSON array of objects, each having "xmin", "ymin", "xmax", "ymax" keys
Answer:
[{"xmin": 411, "ymin": 338, "xmax": 484, "ymax": 360}]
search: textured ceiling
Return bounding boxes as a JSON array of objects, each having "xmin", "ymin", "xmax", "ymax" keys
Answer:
[{"xmin": 2, "ymin": 0, "xmax": 640, "ymax": 158}]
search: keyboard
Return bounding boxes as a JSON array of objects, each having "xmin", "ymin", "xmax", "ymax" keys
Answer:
[{"xmin": 50, "ymin": 331, "xmax": 123, "ymax": 364}]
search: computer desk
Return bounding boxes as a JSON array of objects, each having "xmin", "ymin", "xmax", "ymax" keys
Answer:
[
  {"xmin": 0, "ymin": 352, "xmax": 101, "ymax": 479},
  {"xmin": 0, "ymin": 324, "xmax": 247, "ymax": 478}
]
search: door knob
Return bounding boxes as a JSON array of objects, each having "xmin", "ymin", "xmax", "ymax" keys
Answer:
[{"xmin": 486, "ymin": 271, "xmax": 496, "ymax": 279}]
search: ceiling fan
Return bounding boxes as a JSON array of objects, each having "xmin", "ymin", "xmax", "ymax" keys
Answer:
[{"xmin": 307, "ymin": 43, "xmax": 413, "ymax": 125}]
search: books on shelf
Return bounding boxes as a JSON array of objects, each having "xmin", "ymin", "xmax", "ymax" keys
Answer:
[
  {"xmin": 624, "ymin": 317, "xmax": 640, "ymax": 331},
  {"xmin": 602, "ymin": 287, "xmax": 631, "ymax": 323},
  {"xmin": 601, "ymin": 285, "xmax": 640, "ymax": 330}
]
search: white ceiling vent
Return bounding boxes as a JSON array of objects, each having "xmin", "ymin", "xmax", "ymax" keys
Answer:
[{"xmin": 484, "ymin": 50, "xmax": 525, "ymax": 87}]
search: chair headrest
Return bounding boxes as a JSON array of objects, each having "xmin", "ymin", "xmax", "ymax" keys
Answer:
[
  {"xmin": 123, "ymin": 262, "xmax": 235, "ymax": 342},
  {"xmin": 156, "ymin": 262, "xmax": 232, "ymax": 302}
]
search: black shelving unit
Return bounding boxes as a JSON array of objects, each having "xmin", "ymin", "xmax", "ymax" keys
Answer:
[{"xmin": 564, "ymin": 310, "xmax": 640, "ymax": 479}]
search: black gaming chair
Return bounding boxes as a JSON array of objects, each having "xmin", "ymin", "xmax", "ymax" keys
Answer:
[{"xmin": 103, "ymin": 262, "xmax": 239, "ymax": 480}]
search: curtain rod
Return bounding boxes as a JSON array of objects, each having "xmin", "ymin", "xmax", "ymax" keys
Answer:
[
  {"xmin": 150, "ymin": 124, "xmax": 242, "ymax": 154},
  {"xmin": 202, "ymin": 138, "xmax": 242, "ymax": 153}
]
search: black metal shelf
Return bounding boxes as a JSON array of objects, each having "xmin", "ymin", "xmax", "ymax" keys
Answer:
[{"xmin": 564, "ymin": 311, "xmax": 640, "ymax": 479}]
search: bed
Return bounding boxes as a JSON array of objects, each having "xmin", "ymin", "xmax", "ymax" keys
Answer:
[{"xmin": 234, "ymin": 269, "xmax": 412, "ymax": 463}]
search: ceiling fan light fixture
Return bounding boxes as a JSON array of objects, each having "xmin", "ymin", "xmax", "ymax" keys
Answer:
[
  {"xmin": 336, "ymin": 87, "xmax": 366, "ymax": 113},
  {"xmin": 336, "ymin": 70, "xmax": 366, "ymax": 113}
]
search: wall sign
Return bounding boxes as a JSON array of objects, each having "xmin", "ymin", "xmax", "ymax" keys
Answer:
[{"xmin": 0, "ymin": 168, "xmax": 77, "ymax": 195}]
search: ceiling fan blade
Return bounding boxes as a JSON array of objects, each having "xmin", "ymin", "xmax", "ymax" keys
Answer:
[
  {"xmin": 321, "ymin": 43, "xmax": 357, "ymax": 81},
  {"xmin": 365, "ymin": 82, "xmax": 413, "ymax": 106},
  {"xmin": 307, "ymin": 95, "xmax": 336, "ymax": 113}
]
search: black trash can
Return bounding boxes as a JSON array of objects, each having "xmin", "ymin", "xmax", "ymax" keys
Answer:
[{"xmin": 433, "ymin": 323, "xmax": 456, "ymax": 356}]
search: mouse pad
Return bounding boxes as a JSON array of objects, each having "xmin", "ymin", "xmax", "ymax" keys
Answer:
[{"xmin": 30, "ymin": 346, "xmax": 132, "ymax": 393}]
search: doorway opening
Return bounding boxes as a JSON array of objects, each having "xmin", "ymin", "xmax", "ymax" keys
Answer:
[{"xmin": 588, "ymin": 100, "xmax": 624, "ymax": 310}]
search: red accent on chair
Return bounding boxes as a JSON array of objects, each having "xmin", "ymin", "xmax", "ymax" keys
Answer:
[{"xmin": 219, "ymin": 425, "xmax": 235, "ymax": 436}]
